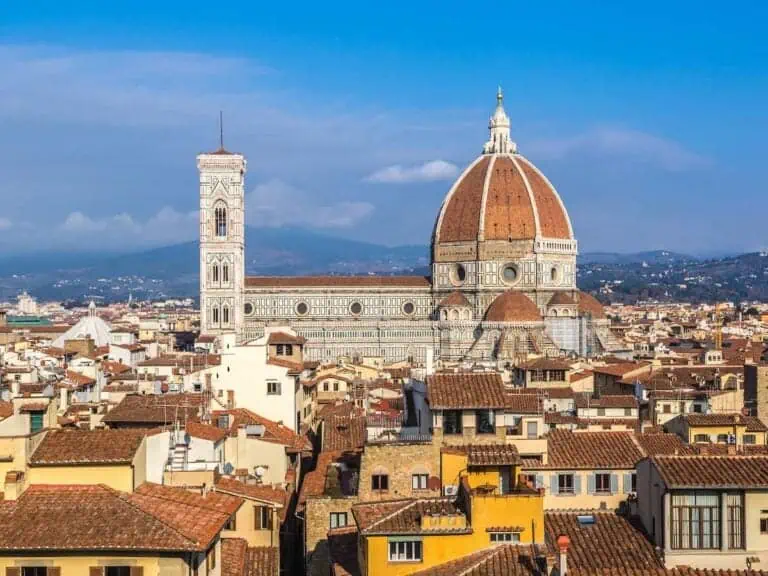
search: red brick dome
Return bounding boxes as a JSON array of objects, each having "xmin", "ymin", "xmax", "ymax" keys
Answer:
[
  {"xmin": 484, "ymin": 291, "xmax": 542, "ymax": 323},
  {"xmin": 434, "ymin": 153, "xmax": 573, "ymax": 246}
]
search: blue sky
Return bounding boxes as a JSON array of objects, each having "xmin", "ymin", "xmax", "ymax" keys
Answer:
[{"xmin": 0, "ymin": 0, "xmax": 766, "ymax": 254}]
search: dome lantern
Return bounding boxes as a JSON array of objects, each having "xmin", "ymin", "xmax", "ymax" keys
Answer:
[{"xmin": 483, "ymin": 86, "xmax": 517, "ymax": 155}]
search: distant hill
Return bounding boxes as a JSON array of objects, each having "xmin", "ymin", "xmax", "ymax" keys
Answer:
[{"xmin": 578, "ymin": 250, "xmax": 696, "ymax": 266}]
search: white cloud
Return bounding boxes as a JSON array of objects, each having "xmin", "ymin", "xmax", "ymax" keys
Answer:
[
  {"xmin": 364, "ymin": 160, "xmax": 459, "ymax": 183},
  {"xmin": 526, "ymin": 127, "xmax": 708, "ymax": 172},
  {"xmin": 247, "ymin": 179, "xmax": 374, "ymax": 229},
  {"xmin": 57, "ymin": 207, "xmax": 197, "ymax": 249}
]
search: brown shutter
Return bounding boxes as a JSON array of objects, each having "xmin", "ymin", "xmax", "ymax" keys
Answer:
[
  {"xmin": 267, "ymin": 508, "xmax": 273, "ymax": 530},
  {"xmin": 6, "ymin": 568, "xmax": 20, "ymax": 576},
  {"xmin": 89, "ymin": 568, "xmax": 104, "ymax": 576},
  {"xmin": 129, "ymin": 568, "xmax": 143, "ymax": 576},
  {"xmin": 48, "ymin": 569, "xmax": 61, "ymax": 576}
]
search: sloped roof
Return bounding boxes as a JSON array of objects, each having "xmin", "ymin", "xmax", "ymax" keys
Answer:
[
  {"xmin": 101, "ymin": 393, "xmax": 204, "ymax": 426},
  {"xmin": 652, "ymin": 455, "xmax": 768, "ymax": 488},
  {"xmin": 30, "ymin": 429, "xmax": 147, "ymax": 466},
  {"xmin": 52, "ymin": 314, "xmax": 112, "ymax": 348},
  {"xmin": 408, "ymin": 544, "xmax": 545, "ymax": 576},
  {"xmin": 353, "ymin": 498, "xmax": 467, "ymax": 535},
  {"xmin": 484, "ymin": 291, "xmax": 542, "ymax": 323},
  {"xmin": 427, "ymin": 373, "xmax": 506, "ymax": 409},
  {"xmin": 439, "ymin": 291, "xmax": 471, "ymax": 307},
  {"xmin": 0, "ymin": 484, "xmax": 228, "ymax": 552},
  {"xmin": 537, "ymin": 430, "xmax": 645, "ymax": 469}
]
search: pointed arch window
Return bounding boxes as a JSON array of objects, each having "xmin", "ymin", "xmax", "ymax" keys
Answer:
[
  {"xmin": 212, "ymin": 263, "xmax": 220, "ymax": 283},
  {"xmin": 222, "ymin": 305, "xmax": 230, "ymax": 325},
  {"xmin": 212, "ymin": 306, "xmax": 220, "ymax": 325},
  {"xmin": 222, "ymin": 263, "xmax": 229, "ymax": 284},
  {"xmin": 214, "ymin": 203, "xmax": 228, "ymax": 237}
]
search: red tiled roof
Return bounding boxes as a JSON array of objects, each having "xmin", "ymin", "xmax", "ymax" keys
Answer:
[
  {"xmin": 267, "ymin": 331, "xmax": 306, "ymax": 345},
  {"xmin": 0, "ymin": 401, "xmax": 12, "ymax": 419},
  {"xmin": 102, "ymin": 393, "xmax": 204, "ymax": 426},
  {"xmin": 215, "ymin": 477, "xmax": 288, "ymax": 508},
  {"xmin": 518, "ymin": 357, "xmax": 572, "ymax": 371},
  {"xmin": 444, "ymin": 444, "xmax": 521, "ymax": 466},
  {"xmin": 0, "ymin": 484, "xmax": 227, "ymax": 551},
  {"xmin": 593, "ymin": 362, "xmax": 650, "ymax": 377},
  {"xmin": 353, "ymin": 498, "xmax": 467, "ymax": 535},
  {"xmin": 212, "ymin": 408, "xmax": 311, "ymax": 452},
  {"xmin": 541, "ymin": 430, "xmax": 645, "ymax": 469},
  {"xmin": 64, "ymin": 369, "xmax": 96, "ymax": 388},
  {"xmin": 30, "ymin": 428, "xmax": 147, "ymax": 465},
  {"xmin": 135, "ymin": 482, "xmax": 241, "ymax": 516},
  {"xmin": 266, "ymin": 357, "xmax": 304, "ymax": 373},
  {"xmin": 504, "ymin": 390, "xmax": 542, "ymax": 413},
  {"xmin": 328, "ymin": 526, "xmax": 360, "ymax": 576},
  {"xmin": 484, "ymin": 291, "xmax": 542, "ymax": 323},
  {"xmin": 245, "ymin": 276, "xmax": 431, "ymax": 288},
  {"xmin": 652, "ymin": 455, "xmax": 768, "ymax": 488},
  {"xmin": 548, "ymin": 291, "xmax": 576, "ymax": 306},
  {"xmin": 427, "ymin": 373, "xmax": 506, "ymax": 409},
  {"xmin": 18, "ymin": 402, "xmax": 48, "ymax": 413},
  {"xmin": 577, "ymin": 291, "xmax": 605, "ymax": 319},
  {"xmin": 408, "ymin": 544, "xmax": 545, "ymax": 576},
  {"xmin": 683, "ymin": 413, "xmax": 768, "ymax": 431},
  {"xmin": 439, "ymin": 291, "xmax": 471, "ymax": 307},
  {"xmin": 544, "ymin": 511, "xmax": 661, "ymax": 573},
  {"xmin": 323, "ymin": 413, "xmax": 366, "ymax": 452},
  {"xmin": 186, "ymin": 420, "xmax": 228, "ymax": 443},
  {"xmin": 634, "ymin": 432, "xmax": 696, "ymax": 456}
]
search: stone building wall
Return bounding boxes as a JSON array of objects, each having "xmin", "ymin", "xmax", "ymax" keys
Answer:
[{"xmin": 357, "ymin": 442, "xmax": 441, "ymax": 501}]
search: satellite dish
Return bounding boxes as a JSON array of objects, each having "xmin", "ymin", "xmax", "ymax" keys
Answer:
[
  {"xmin": 255, "ymin": 466, "xmax": 266, "ymax": 477},
  {"xmin": 223, "ymin": 462, "xmax": 234, "ymax": 475}
]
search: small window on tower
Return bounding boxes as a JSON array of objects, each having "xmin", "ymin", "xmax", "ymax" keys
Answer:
[
  {"xmin": 215, "ymin": 204, "xmax": 228, "ymax": 237},
  {"xmin": 222, "ymin": 306, "xmax": 230, "ymax": 325},
  {"xmin": 212, "ymin": 306, "xmax": 220, "ymax": 324},
  {"xmin": 223, "ymin": 264, "xmax": 229, "ymax": 283},
  {"xmin": 212, "ymin": 264, "xmax": 219, "ymax": 283}
]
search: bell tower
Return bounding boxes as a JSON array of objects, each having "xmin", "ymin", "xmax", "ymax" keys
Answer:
[{"xmin": 198, "ymin": 133, "xmax": 247, "ymax": 336}]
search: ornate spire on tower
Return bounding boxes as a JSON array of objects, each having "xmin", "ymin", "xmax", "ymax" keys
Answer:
[{"xmin": 483, "ymin": 86, "xmax": 517, "ymax": 155}]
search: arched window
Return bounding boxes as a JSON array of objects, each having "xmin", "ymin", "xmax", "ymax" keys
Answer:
[
  {"xmin": 222, "ymin": 263, "xmax": 229, "ymax": 284},
  {"xmin": 212, "ymin": 306, "xmax": 220, "ymax": 325},
  {"xmin": 222, "ymin": 305, "xmax": 230, "ymax": 325},
  {"xmin": 214, "ymin": 204, "xmax": 227, "ymax": 237},
  {"xmin": 212, "ymin": 264, "xmax": 219, "ymax": 283}
]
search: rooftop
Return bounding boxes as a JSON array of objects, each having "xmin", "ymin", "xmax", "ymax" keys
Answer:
[
  {"xmin": 30, "ymin": 429, "xmax": 147, "ymax": 466},
  {"xmin": 427, "ymin": 373, "xmax": 506, "ymax": 409}
]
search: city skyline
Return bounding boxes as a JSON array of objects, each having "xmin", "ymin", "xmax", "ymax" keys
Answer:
[{"xmin": 0, "ymin": 0, "xmax": 766, "ymax": 255}]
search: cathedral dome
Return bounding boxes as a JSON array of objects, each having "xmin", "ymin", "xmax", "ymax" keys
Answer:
[
  {"xmin": 432, "ymin": 89, "xmax": 573, "ymax": 259},
  {"xmin": 484, "ymin": 291, "xmax": 542, "ymax": 323}
]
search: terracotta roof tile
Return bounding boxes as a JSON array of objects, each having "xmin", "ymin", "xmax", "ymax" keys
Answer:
[
  {"xmin": 328, "ymin": 526, "xmax": 360, "ymax": 576},
  {"xmin": 576, "ymin": 291, "xmax": 606, "ymax": 319},
  {"xmin": 548, "ymin": 291, "xmax": 576, "ymax": 306},
  {"xmin": 409, "ymin": 544, "xmax": 545, "ymax": 576},
  {"xmin": 634, "ymin": 432, "xmax": 696, "ymax": 456},
  {"xmin": 544, "ymin": 511, "xmax": 661, "ymax": 572},
  {"xmin": 683, "ymin": 413, "xmax": 768, "ymax": 431},
  {"xmin": 575, "ymin": 395, "xmax": 638, "ymax": 409},
  {"xmin": 186, "ymin": 420, "xmax": 228, "ymax": 443},
  {"xmin": 0, "ymin": 401, "xmax": 13, "ymax": 419},
  {"xmin": 245, "ymin": 546, "xmax": 279, "ymax": 576},
  {"xmin": 438, "ymin": 291, "xmax": 471, "ymax": 307},
  {"xmin": 221, "ymin": 538, "xmax": 248, "ymax": 576},
  {"xmin": 436, "ymin": 156, "xmax": 491, "ymax": 243},
  {"xmin": 353, "ymin": 498, "xmax": 468, "ymax": 535},
  {"xmin": 484, "ymin": 291, "xmax": 542, "ymax": 322},
  {"xmin": 652, "ymin": 455, "xmax": 768, "ymax": 488},
  {"xmin": 504, "ymin": 390, "xmax": 542, "ymax": 413},
  {"xmin": 541, "ymin": 430, "xmax": 645, "ymax": 469},
  {"xmin": 427, "ymin": 373, "xmax": 506, "ymax": 409},
  {"xmin": 18, "ymin": 402, "xmax": 48, "ymax": 413},
  {"xmin": 135, "ymin": 482, "xmax": 242, "ymax": 516},
  {"xmin": 517, "ymin": 156, "xmax": 571, "ymax": 239},
  {"xmin": 30, "ymin": 429, "xmax": 147, "ymax": 465},
  {"xmin": 213, "ymin": 408, "xmax": 311, "ymax": 452},
  {"xmin": 215, "ymin": 477, "xmax": 288, "ymax": 508},
  {"xmin": 267, "ymin": 331, "xmax": 306, "ymax": 345},
  {"xmin": 0, "ymin": 484, "xmax": 226, "ymax": 552},
  {"xmin": 445, "ymin": 444, "xmax": 521, "ymax": 466},
  {"xmin": 323, "ymin": 413, "xmax": 366, "ymax": 452},
  {"xmin": 102, "ymin": 393, "xmax": 204, "ymax": 426}
]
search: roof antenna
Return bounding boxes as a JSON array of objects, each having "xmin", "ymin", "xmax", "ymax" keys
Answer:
[{"xmin": 219, "ymin": 111, "xmax": 224, "ymax": 151}]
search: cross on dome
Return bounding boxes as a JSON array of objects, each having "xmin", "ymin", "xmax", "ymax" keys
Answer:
[{"xmin": 483, "ymin": 86, "xmax": 517, "ymax": 155}]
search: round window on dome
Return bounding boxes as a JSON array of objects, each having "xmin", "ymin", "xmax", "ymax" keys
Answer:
[
  {"xmin": 501, "ymin": 263, "xmax": 519, "ymax": 285},
  {"xmin": 450, "ymin": 263, "xmax": 466, "ymax": 286},
  {"xmin": 350, "ymin": 302, "xmax": 363, "ymax": 315},
  {"xmin": 296, "ymin": 302, "xmax": 309, "ymax": 316},
  {"xmin": 403, "ymin": 302, "xmax": 415, "ymax": 315},
  {"xmin": 244, "ymin": 302, "xmax": 253, "ymax": 315}
]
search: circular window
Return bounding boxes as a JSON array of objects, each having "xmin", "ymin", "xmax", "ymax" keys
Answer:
[
  {"xmin": 350, "ymin": 302, "xmax": 363, "ymax": 315},
  {"xmin": 296, "ymin": 302, "xmax": 309, "ymax": 316},
  {"xmin": 501, "ymin": 263, "xmax": 519, "ymax": 285},
  {"xmin": 244, "ymin": 302, "xmax": 253, "ymax": 315},
  {"xmin": 550, "ymin": 266, "xmax": 559, "ymax": 282},
  {"xmin": 450, "ymin": 263, "xmax": 466, "ymax": 286},
  {"xmin": 403, "ymin": 302, "xmax": 415, "ymax": 315}
]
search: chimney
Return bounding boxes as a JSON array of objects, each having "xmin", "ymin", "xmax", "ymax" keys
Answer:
[
  {"xmin": 557, "ymin": 534, "xmax": 570, "ymax": 575},
  {"xmin": 60, "ymin": 387, "xmax": 69, "ymax": 413},
  {"xmin": 4, "ymin": 470, "xmax": 27, "ymax": 500},
  {"xmin": 426, "ymin": 348, "xmax": 435, "ymax": 377}
]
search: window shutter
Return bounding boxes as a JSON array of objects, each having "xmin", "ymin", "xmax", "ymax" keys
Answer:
[
  {"xmin": 550, "ymin": 475, "xmax": 558, "ymax": 495},
  {"xmin": 90, "ymin": 568, "xmax": 104, "ymax": 576},
  {"xmin": 267, "ymin": 508, "xmax": 273, "ymax": 530},
  {"xmin": 587, "ymin": 473, "xmax": 595, "ymax": 494},
  {"xmin": 5, "ymin": 569, "xmax": 19, "ymax": 576},
  {"xmin": 254, "ymin": 506, "xmax": 261, "ymax": 530},
  {"xmin": 48, "ymin": 569, "xmax": 61, "ymax": 576},
  {"xmin": 573, "ymin": 475, "xmax": 581, "ymax": 494},
  {"xmin": 535, "ymin": 474, "xmax": 543, "ymax": 489},
  {"xmin": 623, "ymin": 473, "xmax": 632, "ymax": 493},
  {"xmin": 610, "ymin": 474, "xmax": 619, "ymax": 494},
  {"xmin": 278, "ymin": 382, "xmax": 282, "ymax": 395}
]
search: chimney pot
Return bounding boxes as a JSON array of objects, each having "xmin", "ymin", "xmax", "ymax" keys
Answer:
[{"xmin": 557, "ymin": 534, "xmax": 570, "ymax": 575}]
